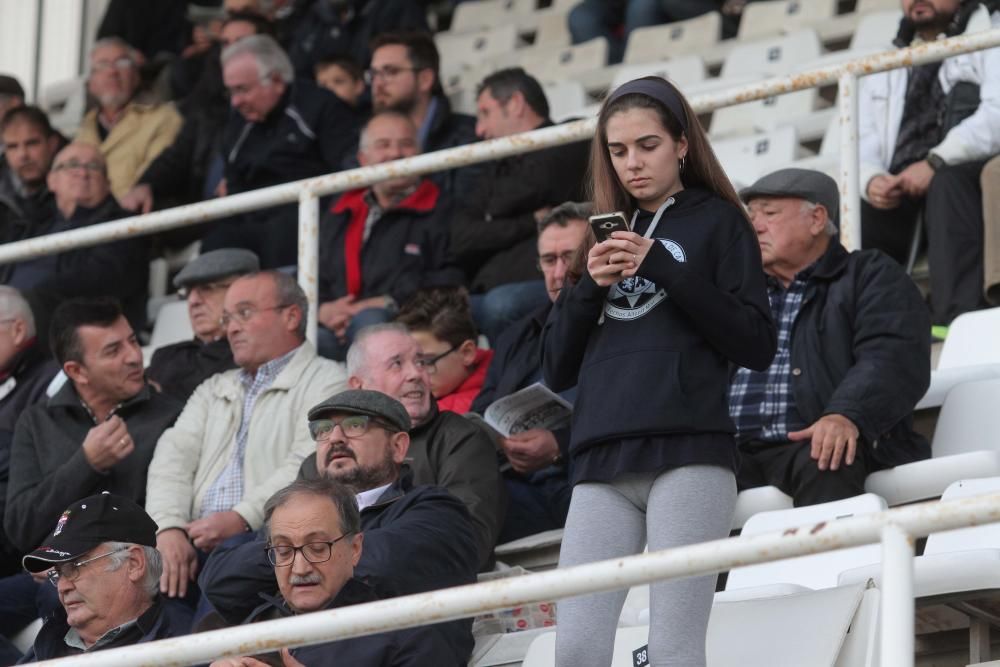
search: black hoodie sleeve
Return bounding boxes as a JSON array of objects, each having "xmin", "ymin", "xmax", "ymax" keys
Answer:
[
  {"xmin": 637, "ymin": 220, "xmax": 777, "ymax": 372},
  {"xmin": 540, "ymin": 272, "xmax": 609, "ymax": 392}
]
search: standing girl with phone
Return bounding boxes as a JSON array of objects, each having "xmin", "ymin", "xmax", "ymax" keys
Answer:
[{"xmin": 541, "ymin": 77, "xmax": 776, "ymax": 666}]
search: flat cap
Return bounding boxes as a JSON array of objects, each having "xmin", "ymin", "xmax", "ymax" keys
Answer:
[
  {"xmin": 0, "ymin": 75, "xmax": 25, "ymax": 99},
  {"xmin": 739, "ymin": 168, "xmax": 840, "ymax": 227},
  {"xmin": 308, "ymin": 389, "xmax": 411, "ymax": 433},
  {"xmin": 173, "ymin": 249, "xmax": 259, "ymax": 289}
]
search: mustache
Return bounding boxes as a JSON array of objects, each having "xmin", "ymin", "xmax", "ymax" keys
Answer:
[
  {"xmin": 289, "ymin": 573, "xmax": 321, "ymax": 585},
  {"xmin": 324, "ymin": 445, "xmax": 356, "ymax": 467}
]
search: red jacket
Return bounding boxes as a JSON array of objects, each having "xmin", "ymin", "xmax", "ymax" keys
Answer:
[{"xmin": 437, "ymin": 348, "xmax": 494, "ymax": 415}]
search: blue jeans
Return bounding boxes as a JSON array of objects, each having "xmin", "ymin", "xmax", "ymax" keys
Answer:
[
  {"xmin": 470, "ymin": 281, "xmax": 549, "ymax": 346},
  {"xmin": 499, "ymin": 469, "xmax": 573, "ymax": 543},
  {"xmin": 316, "ymin": 307, "xmax": 394, "ymax": 361}
]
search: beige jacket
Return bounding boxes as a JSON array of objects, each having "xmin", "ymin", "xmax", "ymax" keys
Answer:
[
  {"xmin": 76, "ymin": 101, "xmax": 183, "ymax": 200},
  {"xmin": 145, "ymin": 342, "xmax": 347, "ymax": 532}
]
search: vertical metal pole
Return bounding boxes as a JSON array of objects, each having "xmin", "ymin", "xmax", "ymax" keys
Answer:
[
  {"xmin": 298, "ymin": 189, "xmax": 319, "ymax": 346},
  {"xmin": 879, "ymin": 523, "xmax": 915, "ymax": 667},
  {"xmin": 838, "ymin": 71, "xmax": 861, "ymax": 252}
]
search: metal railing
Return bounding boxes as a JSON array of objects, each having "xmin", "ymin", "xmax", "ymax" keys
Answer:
[
  {"xmin": 34, "ymin": 491, "xmax": 1000, "ymax": 666},
  {"xmin": 2, "ymin": 28, "xmax": 999, "ymax": 344}
]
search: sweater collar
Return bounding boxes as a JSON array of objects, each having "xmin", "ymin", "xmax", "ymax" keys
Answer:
[{"xmin": 332, "ymin": 178, "xmax": 439, "ymax": 218}]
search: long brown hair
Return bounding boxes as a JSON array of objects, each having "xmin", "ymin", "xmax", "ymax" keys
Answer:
[{"xmin": 589, "ymin": 76, "xmax": 746, "ymax": 221}]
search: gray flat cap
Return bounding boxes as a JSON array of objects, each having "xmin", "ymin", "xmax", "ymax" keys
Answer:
[
  {"xmin": 739, "ymin": 168, "xmax": 840, "ymax": 227},
  {"xmin": 308, "ymin": 389, "xmax": 411, "ymax": 433},
  {"xmin": 173, "ymin": 249, "xmax": 259, "ymax": 289}
]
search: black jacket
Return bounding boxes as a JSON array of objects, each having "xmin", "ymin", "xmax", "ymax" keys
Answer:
[
  {"xmin": 0, "ymin": 168, "xmax": 52, "ymax": 243},
  {"xmin": 4, "ymin": 382, "xmax": 182, "ymax": 553},
  {"xmin": 199, "ymin": 471, "xmax": 478, "ymax": 663},
  {"xmin": 223, "ymin": 80, "xmax": 362, "ymax": 196},
  {"xmin": 449, "ymin": 123, "xmax": 589, "ymax": 292},
  {"xmin": 18, "ymin": 595, "xmax": 184, "ymax": 663},
  {"xmin": 422, "ymin": 96, "xmax": 480, "ymax": 197},
  {"xmin": 238, "ymin": 578, "xmax": 463, "ymax": 666},
  {"xmin": 0, "ymin": 343, "xmax": 59, "ymax": 576},
  {"xmin": 779, "ymin": 241, "xmax": 932, "ymax": 468},
  {"xmin": 318, "ymin": 180, "xmax": 461, "ymax": 305},
  {"xmin": 288, "ymin": 0, "xmax": 430, "ymax": 75},
  {"xmin": 2, "ymin": 195, "xmax": 150, "ymax": 332},
  {"xmin": 146, "ymin": 337, "xmax": 236, "ymax": 404},
  {"xmin": 542, "ymin": 189, "xmax": 776, "ymax": 457}
]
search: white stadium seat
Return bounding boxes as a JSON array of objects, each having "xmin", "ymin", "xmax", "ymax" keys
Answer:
[
  {"xmin": 720, "ymin": 29, "xmax": 823, "ymax": 79},
  {"xmin": 610, "ymin": 56, "xmax": 707, "ymax": 91},
  {"xmin": 711, "ymin": 126, "xmax": 800, "ymax": 190},
  {"xmin": 937, "ymin": 307, "xmax": 1000, "ymax": 368},
  {"xmin": 710, "ymin": 89, "xmax": 828, "ymax": 141},
  {"xmin": 737, "ymin": 0, "xmax": 839, "ymax": 42},
  {"xmin": 533, "ymin": 9, "xmax": 572, "ymax": 48},
  {"xmin": 622, "ymin": 12, "xmax": 723, "ymax": 65},
  {"xmin": 542, "ymin": 79, "xmax": 588, "ymax": 122},
  {"xmin": 517, "ymin": 37, "xmax": 608, "ymax": 85},
  {"xmin": 450, "ymin": 0, "xmax": 538, "ymax": 33},
  {"xmin": 436, "ymin": 24, "xmax": 519, "ymax": 81}
]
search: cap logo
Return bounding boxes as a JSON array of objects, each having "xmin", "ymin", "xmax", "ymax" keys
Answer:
[{"xmin": 53, "ymin": 510, "xmax": 71, "ymax": 536}]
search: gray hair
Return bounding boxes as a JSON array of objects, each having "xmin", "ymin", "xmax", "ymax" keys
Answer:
[
  {"xmin": 801, "ymin": 200, "xmax": 837, "ymax": 237},
  {"xmin": 345, "ymin": 322, "xmax": 411, "ymax": 377},
  {"xmin": 358, "ymin": 110, "xmax": 418, "ymax": 153},
  {"xmin": 221, "ymin": 34, "xmax": 294, "ymax": 85},
  {"xmin": 89, "ymin": 37, "xmax": 139, "ymax": 67},
  {"xmin": 538, "ymin": 201, "xmax": 593, "ymax": 235},
  {"xmin": 0, "ymin": 286, "xmax": 35, "ymax": 336},
  {"xmin": 271, "ymin": 271, "xmax": 308, "ymax": 340},
  {"xmin": 104, "ymin": 541, "xmax": 162, "ymax": 598},
  {"xmin": 263, "ymin": 477, "xmax": 361, "ymax": 543}
]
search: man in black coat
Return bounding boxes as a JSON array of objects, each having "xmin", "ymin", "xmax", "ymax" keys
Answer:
[
  {"xmin": 471, "ymin": 202, "xmax": 590, "ymax": 542},
  {"xmin": 2, "ymin": 142, "xmax": 149, "ymax": 337},
  {"xmin": 729, "ymin": 168, "xmax": 931, "ymax": 506},
  {"xmin": 0, "ymin": 106, "xmax": 62, "ymax": 243},
  {"xmin": 200, "ymin": 390, "xmax": 478, "ymax": 664},
  {"xmin": 315, "ymin": 111, "xmax": 461, "ymax": 360},
  {"xmin": 204, "ymin": 34, "xmax": 363, "ymax": 268},
  {"xmin": 368, "ymin": 32, "xmax": 479, "ymax": 196},
  {"xmin": 146, "ymin": 249, "xmax": 259, "ymax": 403},
  {"xmin": 449, "ymin": 68, "xmax": 590, "ymax": 343},
  {"xmin": 0, "ymin": 288, "xmax": 59, "ymax": 578},
  {"xmin": 0, "ymin": 297, "xmax": 182, "ymax": 652}
]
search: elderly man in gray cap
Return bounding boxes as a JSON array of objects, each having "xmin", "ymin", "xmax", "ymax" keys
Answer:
[
  {"xmin": 146, "ymin": 249, "xmax": 259, "ymax": 402},
  {"xmin": 728, "ymin": 168, "xmax": 931, "ymax": 506}
]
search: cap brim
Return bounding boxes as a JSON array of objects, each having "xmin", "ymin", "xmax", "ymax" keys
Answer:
[
  {"xmin": 22, "ymin": 542, "xmax": 101, "ymax": 573},
  {"xmin": 738, "ymin": 186, "xmax": 794, "ymax": 204}
]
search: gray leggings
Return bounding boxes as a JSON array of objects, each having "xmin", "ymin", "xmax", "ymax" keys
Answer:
[{"xmin": 555, "ymin": 465, "xmax": 737, "ymax": 667}]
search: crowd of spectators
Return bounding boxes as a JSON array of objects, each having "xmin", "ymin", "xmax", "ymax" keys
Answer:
[{"xmin": 0, "ymin": 0, "xmax": 995, "ymax": 662}]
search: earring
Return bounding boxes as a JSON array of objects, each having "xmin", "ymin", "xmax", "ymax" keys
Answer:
[{"xmin": 679, "ymin": 156, "xmax": 686, "ymax": 172}]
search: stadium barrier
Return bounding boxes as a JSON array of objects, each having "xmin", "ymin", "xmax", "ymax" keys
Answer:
[
  {"xmin": 1, "ymin": 29, "xmax": 999, "ymax": 344},
  {"xmin": 33, "ymin": 490, "xmax": 1000, "ymax": 666}
]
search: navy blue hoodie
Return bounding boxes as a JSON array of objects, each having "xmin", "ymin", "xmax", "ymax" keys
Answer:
[{"xmin": 541, "ymin": 188, "xmax": 776, "ymax": 459}]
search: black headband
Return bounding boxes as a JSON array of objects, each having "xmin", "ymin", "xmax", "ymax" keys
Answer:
[{"xmin": 606, "ymin": 78, "xmax": 688, "ymax": 132}]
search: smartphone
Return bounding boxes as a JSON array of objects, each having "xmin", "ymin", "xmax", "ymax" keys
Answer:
[{"xmin": 589, "ymin": 212, "xmax": 631, "ymax": 242}]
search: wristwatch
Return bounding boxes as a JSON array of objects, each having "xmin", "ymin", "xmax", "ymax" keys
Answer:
[{"xmin": 927, "ymin": 152, "xmax": 947, "ymax": 171}]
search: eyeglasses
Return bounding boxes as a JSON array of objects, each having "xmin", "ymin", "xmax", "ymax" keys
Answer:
[
  {"xmin": 266, "ymin": 534, "xmax": 353, "ymax": 566},
  {"xmin": 52, "ymin": 160, "xmax": 104, "ymax": 174},
  {"xmin": 177, "ymin": 280, "xmax": 235, "ymax": 300},
  {"xmin": 415, "ymin": 345, "xmax": 458, "ymax": 375},
  {"xmin": 46, "ymin": 547, "xmax": 129, "ymax": 587},
  {"xmin": 91, "ymin": 57, "xmax": 135, "ymax": 73},
  {"xmin": 308, "ymin": 414, "xmax": 395, "ymax": 441},
  {"xmin": 537, "ymin": 251, "xmax": 576, "ymax": 270},
  {"xmin": 363, "ymin": 65, "xmax": 419, "ymax": 85},
  {"xmin": 219, "ymin": 303, "xmax": 290, "ymax": 327}
]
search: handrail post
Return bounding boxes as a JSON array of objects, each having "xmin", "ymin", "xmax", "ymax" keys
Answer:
[
  {"xmin": 298, "ymin": 189, "xmax": 320, "ymax": 346},
  {"xmin": 880, "ymin": 523, "xmax": 915, "ymax": 667},
  {"xmin": 838, "ymin": 71, "xmax": 861, "ymax": 251}
]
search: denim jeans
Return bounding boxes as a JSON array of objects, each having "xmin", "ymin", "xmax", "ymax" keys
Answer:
[{"xmin": 470, "ymin": 281, "xmax": 549, "ymax": 346}]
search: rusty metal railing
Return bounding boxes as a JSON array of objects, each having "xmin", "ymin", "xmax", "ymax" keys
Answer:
[{"xmin": 1, "ymin": 28, "xmax": 998, "ymax": 344}]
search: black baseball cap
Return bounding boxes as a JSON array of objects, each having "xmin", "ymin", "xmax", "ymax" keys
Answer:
[{"xmin": 22, "ymin": 492, "xmax": 158, "ymax": 573}]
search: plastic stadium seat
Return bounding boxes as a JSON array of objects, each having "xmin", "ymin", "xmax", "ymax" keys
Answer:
[
  {"xmin": 720, "ymin": 29, "xmax": 823, "ymax": 79},
  {"xmin": 711, "ymin": 126, "xmax": 800, "ymax": 189},
  {"xmin": 517, "ymin": 37, "xmax": 608, "ymax": 85},
  {"xmin": 40, "ymin": 77, "xmax": 87, "ymax": 136},
  {"xmin": 791, "ymin": 10, "xmax": 902, "ymax": 74},
  {"xmin": 622, "ymin": 12, "xmax": 722, "ymax": 65},
  {"xmin": 737, "ymin": 0, "xmax": 839, "ymax": 42},
  {"xmin": 610, "ymin": 56, "xmax": 707, "ymax": 91},
  {"xmin": 724, "ymin": 493, "xmax": 887, "ymax": 594},
  {"xmin": 710, "ymin": 89, "xmax": 827, "ymax": 140},
  {"xmin": 731, "ymin": 485, "xmax": 794, "ymax": 530},
  {"xmin": 865, "ymin": 378, "xmax": 1000, "ymax": 505},
  {"xmin": 542, "ymin": 79, "xmax": 588, "ymax": 122},
  {"xmin": 450, "ymin": 0, "xmax": 539, "ymax": 33},
  {"xmin": 436, "ymin": 24, "xmax": 519, "ymax": 81},
  {"xmin": 494, "ymin": 528, "xmax": 563, "ymax": 572},
  {"xmin": 12, "ymin": 618, "xmax": 43, "ymax": 654},
  {"xmin": 937, "ymin": 307, "xmax": 1000, "ymax": 368},
  {"xmin": 148, "ymin": 300, "xmax": 194, "ymax": 351},
  {"xmin": 533, "ymin": 9, "xmax": 572, "ymax": 48}
]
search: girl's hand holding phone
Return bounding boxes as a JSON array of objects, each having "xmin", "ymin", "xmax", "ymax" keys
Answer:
[{"xmin": 603, "ymin": 232, "xmax": 655, "ymax": 278}]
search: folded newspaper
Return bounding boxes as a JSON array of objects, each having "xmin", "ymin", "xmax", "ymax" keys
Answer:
[{"xmin": 482, "ymin": 382, "xmax": 573, "ymax": 438}]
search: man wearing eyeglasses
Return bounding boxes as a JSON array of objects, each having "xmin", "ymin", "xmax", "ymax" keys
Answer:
[
  {"xmin": 471, "ymin": 202, "xmax": 589, "ymax": 543},
  {"xmin": 16, "ymin": 493, "xmax": 184, "ymax": 661},
  {"xmin": 75, "ymin": 37, "xmax": 182, "ymax": 200},
  {"xmin": 3, "ymin": 141, "xmax": 150, "ymax": 340},
  {"xmin": 200, "ymin": 389, "xmax": 478, "ymax": 664},
  {"xmin": 145, "ymin": 271, "xmax": 347, "ymax": 604},
  {"xmin": 146, "ymin": 249, "xmax": 260, "ymax": 402}
]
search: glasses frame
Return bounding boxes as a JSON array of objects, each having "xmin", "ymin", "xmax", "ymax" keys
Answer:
[
  {"xmin": 46, "ymin": 546, "xmax": 130, "ymax": 587},
  {"xmin": 537, "ymin": 250, "xmax": 576, "ymax": 271},
  {"xmin": 51, "ymin": 160, "xmax": 105, "ymax": 174},
  {"xmin": 177, "ymin": 280, "xmax": 236, "ymax": 300},
  {"xmin": 308, "ymin": 414, "xmax": 396, "ymax": 441},
  {"xmin": 219, "ymin": 303, "xmax": 291, "ymax": 328},
  {"xmin": 416, "ymin": 344, "xmax": 459, "ymax": 375},
  {"xmin": 266, "ymin": 533, "xmax": 353, "ymax": 567},
  {"xmin": 363, "ymin": 65, "xmax": 419, "ymax": 85}
]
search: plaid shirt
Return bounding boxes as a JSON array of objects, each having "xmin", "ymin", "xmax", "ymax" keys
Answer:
[
  {"xmin": 199, "ymin": 346, "xmax": 299, "ymax": 517},
  {"xmin": 729, "ymin": 268, "xmax": 814, "ymax": 443}
]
